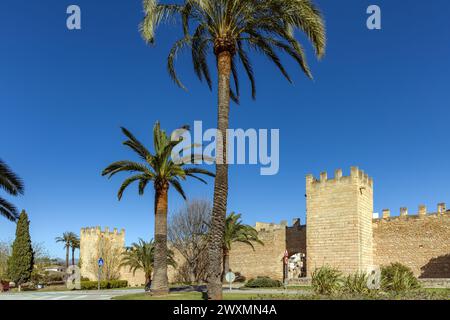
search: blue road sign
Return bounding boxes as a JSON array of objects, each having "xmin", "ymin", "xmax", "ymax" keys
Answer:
[{"xmin": 98, "ymin": 258, "xmax": 104, "ymax": 267}]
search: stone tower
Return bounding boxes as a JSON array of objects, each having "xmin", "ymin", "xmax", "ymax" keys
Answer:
[
  {"xmin": 80, "ymin": 226, "xmax": 125, "ymax": 280},
  {"xmin": 306, "ymin": 167, "xmax": 374, "ymax": 275}
]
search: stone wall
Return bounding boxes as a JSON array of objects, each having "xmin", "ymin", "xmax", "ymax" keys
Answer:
[
  {"xmin": 286, "ymin": 219, "xmax": 306, "ymax": 256},
  {"xmin": 306, "ymin": 167, "xmax": 374, "ymax": 275},
  {"xmin": 373, "ymin": 208, "xmax": 450, "ymax": 278},
  {"xmin": 229, "ymin": 222, "xmax": 287, "ymax": 281},
  {"xmin": 80, "ymin": 168, "xmax": 450, "ymax": 284}
]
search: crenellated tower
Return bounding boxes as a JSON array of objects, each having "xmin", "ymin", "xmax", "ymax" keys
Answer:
[
  {"xmin": 80, "ymin": 226, "xmax": 125, "ymax": 280},
  {"xmin": 306, "ymin": 167, "xmax": 374, "ymax": 275}
]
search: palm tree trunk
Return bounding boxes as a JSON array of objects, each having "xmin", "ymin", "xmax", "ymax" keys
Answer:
[
  {"xmin": 221, "ymin": 248, "xmax": 230, "ymax": 282},
  {"xmin": 207, "ymin": 50, "xmax": 232, "ymax": 300},
  {"xmin": 71, "ymin": 247, "xmax": 75, "ymax": 266},
  {"xmin": 65, "ymin": 246, "xmax": 69, "ymax": 269},
  {"xmin": 150, "ymin": 183, "xmax": 169, "ymax": 295},
  {"xmin": 145, "ymin": 272, "xmax": 152, "ymax": 291}
]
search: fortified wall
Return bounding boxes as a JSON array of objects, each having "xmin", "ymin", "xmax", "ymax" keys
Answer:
[
  {"xmin": 373, "ymin": 205, "xmax": 450, "ymax": 278},
  {"xmin": 230, "ymin": 221, "xmax": 291, "ymax": 281},
  {"xmin": 81, "ymin": 167, "xmax": 450, "ymax": 285},
  {"xmin": 227, "ymin": 167, "xmax": 450, "ymax": 281}
]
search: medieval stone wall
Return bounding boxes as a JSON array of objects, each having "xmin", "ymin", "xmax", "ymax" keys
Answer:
[
  {"xmin": 286, "ymin": 219, "xmax": 306, "ymax": 256},
  {"xmin": 81, "ymin": 167, "xmax": 450, "ymax": 285},
  {"xmin": 228, "ymin": 222, "xmax": 287, "ymax": 281},
  {"xmin": 373, "ymin": 207, "xmax": 450, "ymax": 278}
]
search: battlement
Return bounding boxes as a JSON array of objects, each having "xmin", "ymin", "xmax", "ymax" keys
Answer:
[
  {"xmin": 80, "ymin": 226, "xmax": 125, "ymax": 236},
  {"xmin": 255, "ymin": 221, "xmax": 287, "ymax": 232},
  {"xmin": 306, "ymin": 166, "xmax": 373, "ymax": 189},
  {"xmin": 375, "ymin": 203, "xmax": 449, "ymax": 221}
]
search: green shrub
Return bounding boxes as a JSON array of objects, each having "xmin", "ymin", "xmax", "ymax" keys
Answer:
[
  {"xmin": 343, "ymin": 272, "xmax": 369, "ymax": 295},
  {"xmin": 381, "ymin": 263, "xmax": 420, "ymax": 293},
  {"xmin": 244, "ymin": 276, "xmax": 282, "ymax": 288},
  {"xmin": 80, "ymin": 280, "xmax": 128, "ymax": 290},
  {"xmin": 311, "ymin": 266, "xmax": 342, "ymax": 295}
]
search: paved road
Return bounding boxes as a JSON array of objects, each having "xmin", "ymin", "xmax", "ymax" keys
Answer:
[{"xmin": 0, "ymin": 288, "xmax": 144, "ymax": 300}]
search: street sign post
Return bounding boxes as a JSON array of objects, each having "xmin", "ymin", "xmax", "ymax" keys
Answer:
[
  {"xmin": 225, "ymin": 272, "xmax": 236, "ymax": 291},
  {"xmin": 97, "ymin": 258, "xmax": 104, "ymax": 290},
  {"xmin": 283, "ymin": 250, "xmax": 289, "ymax": 287}
]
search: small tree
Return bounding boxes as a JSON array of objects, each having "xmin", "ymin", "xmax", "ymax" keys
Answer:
[
  {"xmin": 0, "ymin": 241, "xmax": 12, "ymax": 279},
  {"xmin": 168, "ymin": 200, "xmax": 211, "ymax": 284},
  {"xmin": 222, "ymin": 212, "xmax": 263, "ymax": 281},
  {"xmin": 70, "ymin": 236, "xmax": 80, "ymax": 266},
  {"xmin": 55, "ymin": 232, "xmax": 78, "ymax": 268},
  {"xmin": 8, "ymin": 210, "xmax": 34, "ymax": 289},
  {"xmin": 88, "ymin": 236, "xmax": 122, "ymax": 281},
  {"xmin": 121, "ymin": 239, "xmax": 176, "ymax": 291}
]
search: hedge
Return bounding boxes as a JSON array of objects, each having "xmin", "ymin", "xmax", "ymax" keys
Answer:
[
  {"xmin": 80, "ymin": 280, "xmax": 128, "ymax": 290},
  {"xmin": 244, "ymin": 276, "xmax": 282, "ymax": 288}
]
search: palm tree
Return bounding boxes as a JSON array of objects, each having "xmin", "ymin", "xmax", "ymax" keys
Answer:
[
  {"xmin": 102, "ymin": 122, "xmax": 214, "ymax": 295},
  {"xmin": 55, "ymin": 232, "xmax": 78, "ymax": 268},
  {"xmin": 70, "ymin": 236, "xmax": 80, "ymax": 266},
  {"xmin": 140, "ymin": 0, "xmax": 326, "ymax": 300},
  {"xmin": 0, "ymin": 159, "xmax": 24, "ymax": 222},
  {"xmin": 121, "ymin": 238, "xmax": 176, "ymax": 291},
  {"xmin": 222, "ymin": 212, "xmax": 263, "ymax": 281}
]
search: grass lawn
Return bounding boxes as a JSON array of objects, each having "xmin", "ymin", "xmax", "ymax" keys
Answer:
[
  {"xmin": 238, "ymin": 285, "xmax": 312, "ymax": 291},
  {"xmin": 112, "ymin": 291, "xmax": 289, "ymax": 300},
  {"xmin": 112, "ymin": 287, "xmax": 450, "ymax": 300}
]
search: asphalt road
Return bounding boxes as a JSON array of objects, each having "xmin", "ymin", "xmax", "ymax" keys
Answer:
[{"xmin": 0, "ymin": 288, "xmax": 144, "ymax": 300}]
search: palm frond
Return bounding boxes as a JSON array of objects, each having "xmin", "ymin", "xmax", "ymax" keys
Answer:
[
  {"xmin": 0, "ymin": 197, "xmax": 19, "ymax": 221},
  {"xmin": 0, "ymin": 159, "xmax": 24, "ymax": 196},
  {"xmin": 139, "ymin": 0, "xmax": 326, "ymax": 99}
]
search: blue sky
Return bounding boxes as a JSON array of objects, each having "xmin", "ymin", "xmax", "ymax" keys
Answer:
[{"xmin": 1, "ymin": 0, "xmax": 449, "ymax": 259}]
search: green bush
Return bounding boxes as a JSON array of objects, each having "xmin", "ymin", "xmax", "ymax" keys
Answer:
[
  {"xmin": 80, "ymin": 280, "xmax": 128, "ymax": 290},
  {"xmin": 244, "ymin": 276, "xmax": 282, "ymax": 288},
  {"xmin": 343, "ymin": 272, "xmax": 369, "ymax": 295},
  {"xmin": 311, "ymin": 266, "xmax": 342, "ymax": 295},
  {"xmin": 381, "ymin": 263, "xmax": 420, "ymax": 293}
]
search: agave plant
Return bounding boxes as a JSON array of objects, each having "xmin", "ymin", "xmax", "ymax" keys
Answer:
[
  {"xmin": 381, "ymin": 262, "xmax": 420, "ymax": 293},
  {"xmin": 343, "ymin": 272, "xmax": 369, "ymax": 295},
  {"xmin": 311, "ymin": 265, "xmax": 342, "ymax": 295}
]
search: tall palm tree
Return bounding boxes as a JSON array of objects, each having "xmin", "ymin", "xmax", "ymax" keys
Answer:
[
  {"xmin": 102, "ymin": 122, "xmax": 214, "ymax": 295},
  {"xmin": 121, "ymin": 238, "xmax": 176, "ymax": 291},
  {"xmin": 0, "ymin": 159, "xmax": 24, "ymax": 222},
  {"xmin": 55, "ymin": 232, "xmax": 77, "ymax": 268},
  {"xmin": 222, "ymin": 212, "xmax": 263, "ymax": 281},
  {"xmin": 140, "ymin": 0, "xmax": 326, "ymax": 299},
  {"xmin": 70, "ymin": 236, "xmax": 80, "ymax": 266}
]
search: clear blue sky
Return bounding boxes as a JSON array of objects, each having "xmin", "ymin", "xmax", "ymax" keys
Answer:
[{"xmin": 1, "ymin": 0, "xmax": 449, "ymax": 259}]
